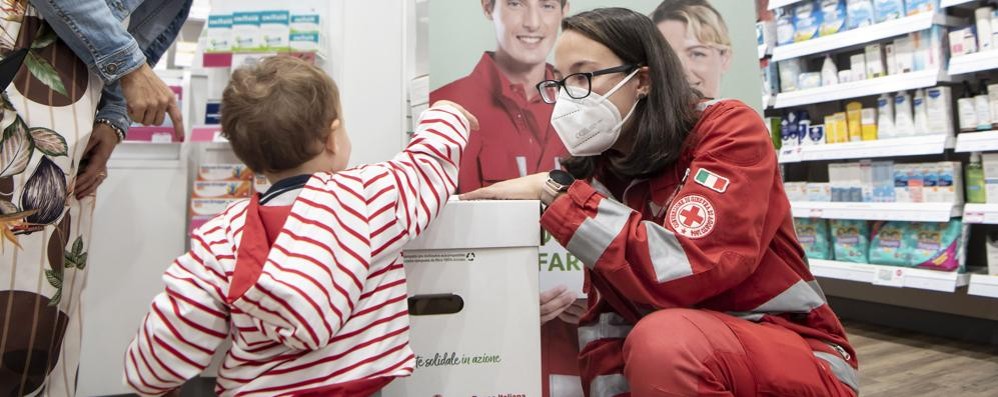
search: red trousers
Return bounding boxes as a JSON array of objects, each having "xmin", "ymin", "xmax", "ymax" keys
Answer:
[{"xmin": 621, "ymin": 309, "xmax": 857, "ymax": 397}]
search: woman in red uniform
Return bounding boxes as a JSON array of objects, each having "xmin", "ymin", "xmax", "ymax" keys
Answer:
[{"xmin": 462, "ymin": 8, "xmax": 858, "ymax": 397}]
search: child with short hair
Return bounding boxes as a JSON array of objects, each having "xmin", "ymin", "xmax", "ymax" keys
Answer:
[{"xmin": 124, "ymin": 55, "xmax": 477, "ymax": 396}]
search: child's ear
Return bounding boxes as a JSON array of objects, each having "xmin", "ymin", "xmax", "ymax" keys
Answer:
[{"xmin": 325, "ymin": 118, "xmax": 342, "ymax": 153}]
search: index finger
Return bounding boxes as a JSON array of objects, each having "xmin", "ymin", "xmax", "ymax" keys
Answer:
[{"xmin": 167, "ymin": 102, "xmax": 184, "ymax": 142}]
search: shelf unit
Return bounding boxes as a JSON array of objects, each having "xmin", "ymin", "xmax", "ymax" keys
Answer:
[
  {"xmin": 791, "ymin": 201, "xmax": 962, "ymax": 222},
  {"xmin": 954, "ymin": 130, "xmax": 998, "ymax": 152},
  {"xmin": 767, "ymin": 0, "xmax": 806, "ymax": 10},
  {"xmin": 968, "ymin": 273, "xmax": 998, "ymax": 298},
  {"xmin": 810, "ymin": 259, "xmax": 970, "ymax": 293},
  {"xmin": 771, "ymin": 13, "xmax": 960, "ymax": 62},
  {"xmin": 940, "ymin": 0, "xmax": 979, "ymax": 8},
  {"xmin": 774, "ymin": 69, "xmax": 951, "ymax": 108},
  {"xmin": 778, "ymin": 134, "xmax": 953, "ymax": 163},
  {"xmin": 948, "ymin": 51, "xmax": 998, "ymax": 76}
]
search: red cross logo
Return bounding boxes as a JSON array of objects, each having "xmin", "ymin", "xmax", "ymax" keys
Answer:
[
  {"xmin": 668, "ymin": 194, "xmax": 716, "ymax": 239},
  {"xmin": 680, "ymin": 206, "xmax": 704, "ymax": 227}
]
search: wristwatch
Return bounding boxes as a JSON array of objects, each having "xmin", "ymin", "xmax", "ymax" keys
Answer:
[{"xmin": 542, "ymin": 169, "xmax": 575, "ymax": 205}]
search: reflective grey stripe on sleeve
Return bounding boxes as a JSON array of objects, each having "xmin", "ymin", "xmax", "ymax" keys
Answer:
[
  {"xmin": 644, "ymin": 222, "xmax": 693, "ymax": 283},
  {"xmin": 807, "ymin": 279, "xmax": 828, "ymax": 303},
  {"xmin": 752, "ymin": 279, "xmax": 826, "ymax": 313},
  {"xmin": 814, "ymin": 351, "xmax": 860, "ymax": 393},
  {"xmin": 591, "ymin": 374, "xmax": 630, "ymax": 397},
  {"xmin": 578, "ymin": 312, "xmax": 632, "ymax": 350},
  {"xmin": 566, "ymin": 198, "xmax": 632, "ymax": 269}
]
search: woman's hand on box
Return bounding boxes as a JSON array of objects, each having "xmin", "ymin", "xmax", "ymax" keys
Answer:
[{"xmin": 459, "ymin": 172, "xmax": 548, "ymax": 201}]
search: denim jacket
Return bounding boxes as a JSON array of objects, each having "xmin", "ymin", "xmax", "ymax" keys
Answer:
[{"xmin": 29, "ymin": 0, "xmax": 193, "ymax": 135}]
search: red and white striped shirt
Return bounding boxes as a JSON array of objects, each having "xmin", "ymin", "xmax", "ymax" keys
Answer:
[{"xmin": 124, "ymin": 106, "xmax": 470, "ymax": 396}]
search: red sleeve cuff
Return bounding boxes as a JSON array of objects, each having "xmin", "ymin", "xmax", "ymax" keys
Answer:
[{"xmin": 540, "ymin": 180, "xmax": 602, "ymax": 246}]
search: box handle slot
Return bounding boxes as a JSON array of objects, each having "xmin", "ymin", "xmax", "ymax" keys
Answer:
[{"xmin": 408, "ymin": 293, "xmax": 464, "ymax": 316}]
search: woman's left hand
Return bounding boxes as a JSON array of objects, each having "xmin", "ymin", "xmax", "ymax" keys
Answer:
[
  {"xmin": 459, "ymin": 172, "xmax": 548, "ymax": 201},
  {"xmin": 75, "ymin": 123, "xmax": 119, "ymax": 199}
]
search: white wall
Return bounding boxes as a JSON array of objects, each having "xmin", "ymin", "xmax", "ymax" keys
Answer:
[{"xmin": 329, "ymin": 0, "xmax": 410, "ymax": 166}]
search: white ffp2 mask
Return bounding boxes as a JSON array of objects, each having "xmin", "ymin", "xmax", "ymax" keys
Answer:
[{"xmin": 551, "ymin": 69, "xmax": 641, "ymax": 157}]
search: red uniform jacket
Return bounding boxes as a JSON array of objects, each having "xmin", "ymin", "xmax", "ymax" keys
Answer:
[
  {"xmin": 540, "ymin": 100, "xmax": 858, "ymax": 396},
  {"xmin": 431, "ymin": 52, "xmax": 567, "ymax": 192}
]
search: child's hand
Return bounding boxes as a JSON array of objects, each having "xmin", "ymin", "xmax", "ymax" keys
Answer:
[{"xmin": 431, "ymin": 100, "xmax": 479, "ymax": 131}]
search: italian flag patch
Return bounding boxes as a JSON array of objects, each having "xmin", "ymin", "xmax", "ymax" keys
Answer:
[{"xmin": 693, "ymin": 168, "xmax": 729, "ymax": 193}]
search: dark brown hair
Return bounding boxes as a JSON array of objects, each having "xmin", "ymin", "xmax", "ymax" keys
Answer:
[
  {"xmin": 221, "ymin": 56, "xmax": 341, "ymax": 173},
  {"xmin": 560, "ymin": 7, "xmax": 701, "ymax": 179}
]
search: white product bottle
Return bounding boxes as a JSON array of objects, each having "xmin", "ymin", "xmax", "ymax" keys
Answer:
[
  {"xmin": 822, "ymin": 55, "xmax": 839, "ymax": 86},
  {"xmin": 959, "ymin": 81, "xmax": 979, "ymax": 132},
  {"xmin": 877, "ymin": 93, "xmax": 897, "ymax": 138},
  {"xmin": 977, "ymin": 7, "xmax": 994, "ymax": 51},
  {"xmin": 913, "ymin": 89, "xmax": 930, "ymax": 135},
  {"xmin": 976, "ymin": 80, "xmax": 993, "ymax": 130},
  {"xmin": 894, "ymin": 91, "xmax": 915, "ymax": 136}
]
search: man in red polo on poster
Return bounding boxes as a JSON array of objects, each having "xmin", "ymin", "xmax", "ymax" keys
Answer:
[{"xmin": 430, "ymin": 1, "xmax": 583, "ymax": 396}]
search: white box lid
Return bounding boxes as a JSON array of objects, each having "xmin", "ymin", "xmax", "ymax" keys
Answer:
[{"xmin": 405, "ymin": 199, "xmax": 541, "ymax": 250}]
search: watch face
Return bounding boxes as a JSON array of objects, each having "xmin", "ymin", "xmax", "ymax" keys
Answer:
[{"xmin": 550, "ymin": 169, "xmax": 574, "ymax": 186}]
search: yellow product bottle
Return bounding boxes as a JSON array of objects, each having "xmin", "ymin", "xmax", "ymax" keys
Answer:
[
  {"xmin": 824, "ymin": 116, "xmax": 836, "ymax": 144},
  {"xmin": 846, "ymin": 102, "xmax": 863, "ymax": 142},
  {"xmin": 861, "ymin": 108, "xmax": 878, "ymax": 140},
  {"xmin": 835, "ymin": 112, "xmax": 849, "ymax": 143}
]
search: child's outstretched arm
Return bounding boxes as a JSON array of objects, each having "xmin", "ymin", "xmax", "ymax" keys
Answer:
[{"xmin": 123, "ymin": 223, "xmax": 230, "ymax": 395}]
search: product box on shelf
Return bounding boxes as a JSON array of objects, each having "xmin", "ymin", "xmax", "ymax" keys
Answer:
[
  {"xmin": 820, "ymin": 0, "xmax": 848, "ymax": 36},
  {"xmin": 949, "ymin": 27, "xmax": 978, "ymax": 57},
  {"xmin": 925, "ymin": 86, "xmax": 954, "ymax": 135},
  {"xmin": 260, "ymin": 10, "xmax": 291, "ymax": 52},
  {"xmin": 291, "ymin": 13, "xmax": 321, "ymax": 34},
  {"xmin": 894, "ymin": 35, "xmax": 915, "ymax": 74},
  {"xmin": 850, "ymin": 53, "xmax": 868, "ymax": 81},
  {"xmin": 785, "ymin": 182, "xmax": 809, "ymax": 201},
  {"xmin": 872, "ymin": 161, "xmax": 896, "ymax": 202},
  {"xmin": 198, "ymin": 163, "xmax": 254, "ymax": 181},
  {"xmin": 982, "ymin": 153, "xmax": 998, "ymax": 203},
  {"xmin": 894, "ymin": 163, "xmax": 912, "ymax": 202},
  {"xmin": 795, "ymin": 218, "xmax": 832, "ymax": 259},
  {"xmin": 206, "ymin": 14, "xmax": 233, "ymax": 53},
  {"xmin": 192, "ymin": 180, "xmax": 253, "ymax": 199},
  {"xmin": 758, "ymin": 19, "xmax": 777, "ymax": 48},
  {"xmin": 905, "ymin": 0, "xmax": 938, "ymax": 16},
  {"xmin": 807, "ymin": 182, "xmax": 832, "ymax": 201},
  {"xmin": 865, "ymin": 44, "xmax": 886, "ymax": 78},
  {"xmin": 383, "ymin": 200, "xmax": 542, "ymax": 397},
  {"xmin": 976, "ymin": 7, "xmax": 994, "ymax": 51},
  {"xmin": 232, "ymin": 12, "xmax": 263, "ymax": 52},
  {"xmin": 860, "ymin": 160, "xmax": 874, "ymax": 202},
  {"xmin": 847, "ymin": 0, "xmax": 875, "ymax": 29},
  {"xmin": 190, "ymin": 198, "xmax": 242, "ymax": 217},
  {"xmin": 932, "ymin": 161, "xmax": 963, "ymax": 204},
  {"xmin": 777, "ymin": 8, "xmax": 796, "ymax": 45},
  {"xmin": 794, "ymin": 1, "xmax": 823, "ymax": 42},
  {"xmin": 912, "ymin": 26, "xmax": 946, "ymax": 72},
  {"xmin": 874, "ymin": 0, "xmax": 906, "ymax": 23},
  {"xmin": 908, "ymin": 163, "xmax": 926, "ymax": 202}
]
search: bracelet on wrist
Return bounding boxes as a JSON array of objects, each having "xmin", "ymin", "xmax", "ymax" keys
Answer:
[{"xmin": 95, "ymin": 118, "xmax": 126, "ymax": 143}]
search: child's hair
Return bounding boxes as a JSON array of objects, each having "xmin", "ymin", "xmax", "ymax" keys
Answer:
[{"xmin": 221, "ymin": 56, "xmax": 341, "ymax": 173}]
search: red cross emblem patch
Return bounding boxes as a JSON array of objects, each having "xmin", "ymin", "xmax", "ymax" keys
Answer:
[{"xmin": 668, "ymin": 194, "xmax": 716, "ymax": 239}]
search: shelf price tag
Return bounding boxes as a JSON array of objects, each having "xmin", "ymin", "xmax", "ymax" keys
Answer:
[
  {"xmin": 809, "ymin": 208, "xmax": 823, "ymax": 218},
  {"xmin": 872, "ymin": 267, "xmax": 905, "ymax": 288},
  {"xmin": 964, "ymin": 211, "xmax": 985, "ymax": 224},
  {"xmin": 150, "ymin": 132, "xmax": 173, "ymax": 143}
]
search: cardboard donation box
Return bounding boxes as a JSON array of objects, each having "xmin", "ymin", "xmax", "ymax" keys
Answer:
[{"xmin": 383, "ymin": 199, "xmax": 542, "ymax": 397}]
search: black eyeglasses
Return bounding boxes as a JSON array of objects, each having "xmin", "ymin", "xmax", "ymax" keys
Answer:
[{"xmin": 536, "ymin": 64, "xmax": 639, "ymax": 104}]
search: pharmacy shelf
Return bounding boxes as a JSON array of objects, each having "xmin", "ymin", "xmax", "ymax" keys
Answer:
[
  {"xmin": 762, "ymin": 94, "xmax": 775, "ymax": 110},
  {"xmin": 791, "ymin": 201, "xmax": 962, "ymax": 222},
  {"xmin": 941, "ymin": 0, "xmax": 977, "ymax": 8},
  {"xmin": 774, "ymin": 69, "xmax": 950, "ymax": 108},
  {"xmin": 955, "ymin": 130, "xmax": 998, "ymax": 152},
  {"xmin": 758, "ymin": 44, "xmax": 770, "ymax": 60},
  {"xmin": 961, "ymin": 204, "xmax": 998, "ymax": 224},
  {"xmin": 779, "ymin": 134, "xmax": 953, "ymax": 163},
  {"xmin": 768, "ymin": 0, "xmax": 806, "ymax": 11},
  {"xmin": 968, "ymin": 273, "xmax": 998, "ymax": 298},
  {"xmin": 771, "ymin": 13, "xmax": 960, "ymax": 62},
  {"xmin": 810, "ymin": 259, "xmax": 970, "ymax": 293},
  {"xmin": 948, "ymin": 51, "xmax": 998, "ymax": 76}
]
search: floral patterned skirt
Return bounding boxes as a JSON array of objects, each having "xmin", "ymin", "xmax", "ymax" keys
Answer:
[{"xmin": 0, "ymin": 2, "xmax": 104, "ymax": 396}]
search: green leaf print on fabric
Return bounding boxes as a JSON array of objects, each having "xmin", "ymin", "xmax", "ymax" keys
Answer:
[
  {"xmin": 0, "ymin": 113, "xmax": 30, "ymax": 178},
  {"xmin": 24, "ymin": 51, "xmax": 67, "ymax": 97},
  {"xmin": 28, "ymin": 127, "xmax": 66, "ymax": 157}
]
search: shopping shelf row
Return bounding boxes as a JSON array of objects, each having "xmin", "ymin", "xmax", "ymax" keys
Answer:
[
  {"xmin": 791, "ymin": 201, "xmax": 998, "ymax": 225},
  {"xmin": 777, "ymin": 131, "xmax": 998, "ymax": 163},
  {"xmin": 808, "ymin": 259, "xmax": 998, "ymax": 298},
  {"xmin": 767, "ymin": 0, "xmax": 979, "ymax": 11}
]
